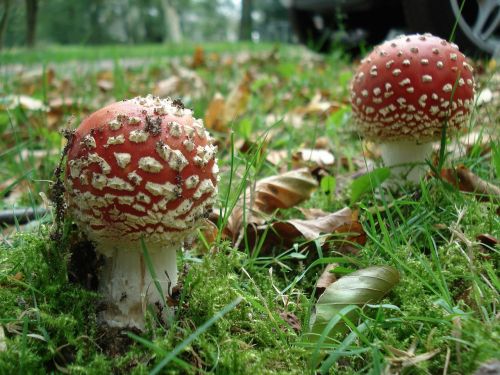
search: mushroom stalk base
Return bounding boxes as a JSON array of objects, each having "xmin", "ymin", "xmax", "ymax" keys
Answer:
[
  {"xmin": 380, "ymin": 141, "xmax": 434, "ymax": 183},
  {"xmin": 97, "ymin": 242, "xmax": 179, "ymax": 330}
]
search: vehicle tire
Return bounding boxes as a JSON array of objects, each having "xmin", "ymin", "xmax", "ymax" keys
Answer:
[
  {"xmin": 402, "ymin": 0, "xmax": 500, "ymax": 56},
  {"xmin": 288, "ymin": 7, "xmax": 333, "ymax": 53},
  {"xmin": 288, "ymin": 3, "xmax": 404, "ymax": 54}
]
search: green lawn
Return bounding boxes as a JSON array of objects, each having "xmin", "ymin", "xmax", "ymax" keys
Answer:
[
  {"xmin": 0, "ymin": 43, "xmax": 498, "ymax": 374},
  {"xmin": 0, "ymin": 42, "xmax": 275, "ymax": 65}
]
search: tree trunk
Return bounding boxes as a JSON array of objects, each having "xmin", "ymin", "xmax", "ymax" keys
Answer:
[
  {"xmin": 25, "ymin": 0, "xmax": 38, "ymax": 47},
  {"xmin": 239, "ymin": 0, "xmax": 252, "ymax": 41},
  {"xmin": 161, "ymin": 0, "xmax": 182, "ymax": 43},
  {"xmin": 0, "ymin": 0, "xmax": 11, "ymax": 50}
]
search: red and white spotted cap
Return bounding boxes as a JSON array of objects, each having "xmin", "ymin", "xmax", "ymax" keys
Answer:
[
  {"xmin": 65, "ymin": 95, "xmax": 218, "ymax": 249},
  {"xmin": 350, "ymin": 33, "xmax": 475, "ymax": 142}
]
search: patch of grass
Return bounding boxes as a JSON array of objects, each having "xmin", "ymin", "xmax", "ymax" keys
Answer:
[
  {"xmin": 0, "ymin": 42, "xmax": 276, "ymax": 66},
  {"xmin": 0, "ymin": 42, "xmax": 498, "ymax": 374}
]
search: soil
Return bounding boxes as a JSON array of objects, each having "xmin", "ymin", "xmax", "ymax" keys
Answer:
[
  {"xmin": 67, "ymin": 235, "xmax": 100, "ymax": 291},
  {"xmin": 96, "ymin": 325, "xmax": 142, "ymax": 358}
]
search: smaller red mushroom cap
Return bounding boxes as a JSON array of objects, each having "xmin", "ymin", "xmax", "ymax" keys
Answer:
[
  {"xmin": 350, "ymin": 33, "xmax": 475, "ymax": 142},
  {"xmin": 65, "ymin": 95, "xmax": 218, "ymax": 248}
]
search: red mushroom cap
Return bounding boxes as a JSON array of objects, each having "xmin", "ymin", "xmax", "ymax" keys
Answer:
[
  {"xmin": 65, "ymin": 95, "xmax": 218, "ymax": 247},
  {"xmin": 350, "ymin": 33, "xmax": 475, "ymax": 142}
]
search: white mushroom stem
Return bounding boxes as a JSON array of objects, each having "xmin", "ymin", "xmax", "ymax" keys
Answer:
[
  {"xmin": 96, "ymin": 241, "xmax": 180, "ymax": 330},
  {"xmin": 379, "ymin": 141, "xmax": 434, "ymax": 183}
]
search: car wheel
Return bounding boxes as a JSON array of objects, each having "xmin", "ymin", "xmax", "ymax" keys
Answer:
[{"xmin": 402, "ymin": 0, "xmax": 500, "ymax": 56}]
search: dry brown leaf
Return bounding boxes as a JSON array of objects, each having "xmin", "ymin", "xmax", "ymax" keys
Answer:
[
  {"xmin": 222, "ymin": 71, "xmax": 253, "ymax": 125},
  {"xmin": 270, "ymin": 207, "xmax": 361, "ymax": 243},
  {"xmin": 266, "ymin": 150, "xmax": 288, "ymax": 167},
  {"xmin": 298, "ymin": 207, "xmax": 330, "ymax": 220},
  {"xmin": 97, "ymin": 79, "xmax": 114, "ymax": 92},
  {"xmin": 252, "ymin": 169, "xmax": 319, "ymax": 214},
  {"xmin": 292, "ymin": 92, "xmax": 341, "ymax": 117},
  {"xmin": 96, "ymin": 69, "xmax": 113, "ymax": 81},
  {"xmin": 204, "ymin": 92, "xmax": 227, "ymax": 132},
  {"xmin": 199, "ymin": 219, "xmax": 218, "ymax": 251},
  {"xmin": 440, "ymin": 166, "xmax": 500, "ymax": 202},
  {"xmin": 190, "ymin": 46, "xmax": 205, "ymax": 69},
  {"xmin": 476, "ymin": 233, "xmax": 499, "ymax": 251},
  {"xmin": 314, "ymin": 263, "xmax": 338, "ymax": 297},
  {"xmin": 386, "ymin": 345, "xmax": 440, "ymax": 368},
  {"xmin": 292, "ymin": 148, "xmax": 335, "ymax": 169},
  {"xmin": 279, "ymin": 311, "xmax": 301, "ymax": 333},
  {"xmin": 248, "ymin": 207, "xmax": 365, "ymax": 254},
  {"xmin": 476, "ymin": 88, "xmax": 493, "ymax": 106},
  {"xmin": 314, "ymin": 136, "xmax": 332, "ymax": 149},
  {"xmin": 0, "ymin": 95, "xmax": 48, "ymax": 111},
  {"xmin": 224, "ymin": 168, "xmax": 318, "ymax": 242}
]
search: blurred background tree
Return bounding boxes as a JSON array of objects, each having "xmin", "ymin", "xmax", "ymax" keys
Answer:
[{"xmin": 0, "ymin": 0, "xmax": 290, "ymax": 49}]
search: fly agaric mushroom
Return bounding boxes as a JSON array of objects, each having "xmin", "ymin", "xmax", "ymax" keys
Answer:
[
  {"xmin": 65, "ymin": 95, "xmax": 218, "ymax": 329},
  {"xmin": 350, "ymin": 33, "xmax": 475, "ymax": 182}
]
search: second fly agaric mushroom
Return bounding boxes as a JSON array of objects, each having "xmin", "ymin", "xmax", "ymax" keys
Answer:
[
  {"xmin": 65, "ymin": 95, "xmax": 218, "ymax": 329},
  {"xmin": 350, "ymin": 33, "xmax": 475, "ymax": 182}
]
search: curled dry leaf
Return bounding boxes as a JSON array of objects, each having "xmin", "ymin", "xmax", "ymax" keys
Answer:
[
  {"xmin": 190, "ymin": 46, "xmax": 205, "ymax": 69},
  {"xmin": 298, "ymin": 207, "xmax": 330, "ymax": 220},
  {"xmin": 476, "ymin": 88, "xmax": 493, "ymax": 106},
  {"xmin": 279, "ymin": 311, "xmax": 302, "ymax": 333},
  {"xmin": 440, "ymin": 166, "xmax": 500, "ymax": 202},
  {"xmin": 224, "ymin": 168, "xmax": 318, "ymax": 242},
  {"xmin": 292, "ymin": 92, "xmax": 342, "ymax": 118},
  {"xmin": 476, "ymin": 233, "xmax": 499, "ymax": 251},
  {"xmin": 307, "ymin": 265, "xmax": 400, "ymax": 343},
  {"xmin": 48, "ymin": 97, "xmax": 80, "ymax": 112},
  {"xmin": 199, "ymin": 218, "xmax": 218, "ymax": 251},
  {"xmin": 270, "ymin": 207, "xmax": 363, "ymax": 244},
  {"xmin": 293, "ymin": 148, "xmax": 335, "ymax": 170},
  {"xmin": 386, "ymin": 344, "xmax": 440, "ymax": 370},
  {"xmin": 204, "ymin": 92, "xmax": 227, "ymax": 132},
  {"xmin": 249, "ymin": 208, "xmax": 365, "ymax": 254},
  {"xmin": 0, "ymin": 95, "xmax": 48, "ymax": 111},
  {"xmin": 97, "ymin": 79, "xmax": 114, "ymax": 92},
  {"xmin": 252, "ymin": 168, "xmax": 319, "ymax": 215},
  {"xmin": 201, "ymin": 72, "xmax": 254, "ymax": 132},
  {"xmin": 314, "ymin": 264, "xmax": 338, "ymax": 297},
  {"xmin": 266, "ymin": 150, "xmax": 289, "ymax": 171}
]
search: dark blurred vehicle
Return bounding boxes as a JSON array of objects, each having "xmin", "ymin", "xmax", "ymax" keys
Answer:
[{"xmin": 282, "ymin": 0, "xmax": 500, "ymax": 56}]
